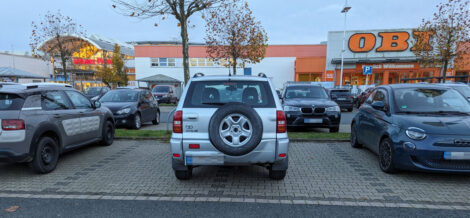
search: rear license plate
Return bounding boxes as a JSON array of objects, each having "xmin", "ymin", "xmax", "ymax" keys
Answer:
[
  {"xmin": 304, "ymin": 118, "xmax": 322, "ymax": 124},
  {"xmin": 443, "ymin": 152, "xmax": 470, "ymax": 160},
  {"xmin": 186, "ymin": 156, "xmax": 224, "ymax": 165},
  {"xmin": 337, "ymin": 98, "xmax": 346, "ymax": 101}
]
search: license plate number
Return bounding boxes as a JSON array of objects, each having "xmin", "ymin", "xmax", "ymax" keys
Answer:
[
  {"xmin": 186, "ymin": 156, "xmax": 224, "ymax": 165},
  {"xmin": 443, "ymin": 152, "xmax": 470, "ymax": 160},
  {"xmin": 304, "ymin": 118, "xmax": 322, "ymax": 124}
]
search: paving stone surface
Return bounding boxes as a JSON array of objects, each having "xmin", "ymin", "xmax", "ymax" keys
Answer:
[{"xmin": 1, "ymin": 140, "xmax": 470, "ymax": 207}]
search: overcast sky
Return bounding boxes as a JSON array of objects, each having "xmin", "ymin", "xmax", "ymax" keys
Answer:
[{"xmin": 0, "ymin": 0, "xmax": 445, "ymax": 52}]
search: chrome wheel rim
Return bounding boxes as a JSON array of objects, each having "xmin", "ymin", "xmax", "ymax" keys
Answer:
[
  {"xmin": 135, "ymin": 114, "xmax": 141, "ymax": 128},
  {"xmin": 219, "ymin": 113, "xmax": 252, "ymax": 147},
  {"xmin": 156, "ymin": 112, "xmax": 160, "ymax": 123},
  {"xmin": 380, "ymin": 141, "xmax": 392, "ymax": 169}
]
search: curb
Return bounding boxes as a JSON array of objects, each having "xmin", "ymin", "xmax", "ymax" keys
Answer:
[{"xmin": 114, "ymin": 137, "xmax": 349, "ymax": 143}]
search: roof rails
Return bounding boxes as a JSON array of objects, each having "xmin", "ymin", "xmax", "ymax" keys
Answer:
[
  {"xmin": 258, "ymin": 73, "xmax": 267, "ymax": 78},
  {"xmin": 193, "ymin": 73, "xmax": 205, "ymax": 78}
]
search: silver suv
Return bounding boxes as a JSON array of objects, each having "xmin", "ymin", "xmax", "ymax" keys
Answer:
[
  {"xmin": 0, "ymin": 84, "xmax": 115, "ymax": 174},
  {"xmin": 170, "ymin": 74, "xmax": 289, "ymax": 180}
]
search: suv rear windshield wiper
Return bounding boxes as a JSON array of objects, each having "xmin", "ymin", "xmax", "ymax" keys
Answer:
[{"xmin": 201, "ymin": 102, "xmax": 226, "ymax": 106}]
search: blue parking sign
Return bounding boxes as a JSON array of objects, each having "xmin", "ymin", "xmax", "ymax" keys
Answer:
[{"xmin": 363, "ymin": 66, "xmax": 373, "ymax": 75}]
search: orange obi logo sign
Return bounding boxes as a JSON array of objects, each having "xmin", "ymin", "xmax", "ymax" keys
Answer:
[{"xmin": 348, "ymin": 31, "xmax": 433, "ymax": 53}]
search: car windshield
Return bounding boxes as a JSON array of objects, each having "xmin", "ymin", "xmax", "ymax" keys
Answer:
[
  {"xmin": 330, "ymin": 90, "xmax": 350, "ymax": 96},
  {"xmin": 394, "ymin": 88, "xmax": 470, "ymax": 113},
  {"xmin": 84, "ymin": 87, "xmax": 101, "ymax": 95},
  {"xmin": 184, "ymin": 80, "xmax": 275, "ymax": 108},
  {"xmin": 0, "ymin": 93, "xmax": 24, "ymax": 110},
  {"xmin": 152, "ymin": 86, "xmax": 170, "ymax": 93},
  {"xmin": 454, "ymin": 86, "xmax": 470, "ymax": 98},
  {"xmin": 99, "ymin": 90, "xmax": 139, "ymax": 102},
  {"xmin": 285, "ymin": 86, "xmax": 328, "ymax": 99}
]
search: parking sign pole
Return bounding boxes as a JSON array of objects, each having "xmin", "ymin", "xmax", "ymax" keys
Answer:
[{"xmin": 340, "ymin": 0, "xmax": 351, "ymax": 88}]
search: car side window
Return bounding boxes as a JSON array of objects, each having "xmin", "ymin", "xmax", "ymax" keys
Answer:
[
  {"xmin": 372, "ymin": 90, "xmax": 386, "ymax": 103},
  {"xmin": 23, "ymin": 94, "xmax": 42, "ymax": 110},
  {"xmin": 65, "ymin": 91, "xmax": 92, "ymax": 109},
  {"xmin": 145, "ymin": 91, "xmax": 154, "ymax": 102},
  {"xmin": 42, "ymin": 91, "xmax": 71, "ymax": 110}
]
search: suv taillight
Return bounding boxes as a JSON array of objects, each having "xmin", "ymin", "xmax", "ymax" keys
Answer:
[
  {"xmin": 173, "ymin": 110, "xmax": 183, "ymax": 133},
  {"xmin": 276, "ymin": 110, "xmax": 287, "ymax": 133},
  {"xmin": 2, "ymin": 119, "xmax": 25, "ymax": 131}
]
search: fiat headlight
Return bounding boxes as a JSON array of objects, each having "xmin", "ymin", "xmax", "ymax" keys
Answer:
[{"xmin": 405, "ymin": 127, "xmax": 426, "ymax": 140}]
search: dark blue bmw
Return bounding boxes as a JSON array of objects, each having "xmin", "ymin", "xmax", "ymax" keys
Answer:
[{"xmin": 351, "ymin": 84, "xmax": 470, "ymax": 173}]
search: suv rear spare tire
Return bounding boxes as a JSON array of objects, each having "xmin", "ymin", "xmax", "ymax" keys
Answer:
[{"xmin": 209, "ymin": 102, "xmax": 263, "ymax": 156}]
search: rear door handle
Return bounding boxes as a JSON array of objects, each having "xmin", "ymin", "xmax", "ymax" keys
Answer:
[
  {"xmin": 185, "ymin": 113, "xmax": 198, "ymax": 119},
  {"xmin": 53, "ymin": 114, "xmax": 62, "ymax": 118}
]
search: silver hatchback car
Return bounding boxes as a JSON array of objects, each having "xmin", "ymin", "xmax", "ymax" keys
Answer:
[
  {"xmin": 0, "ymin": 84, "xmax": 115, "ymax": 174},
  {"xmin": 171, "ymin": 73, "xmax": 289, "ymax": 180}
]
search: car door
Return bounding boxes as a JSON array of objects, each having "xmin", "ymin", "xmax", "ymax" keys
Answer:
[
  {"xmin": 65, "ymin": 90, "xmax": 102, "ymax": 142},
  {"xmin": 41, "ymin": 90, "xmax": 78, "ymax": 147},
  {"xmin": 357, "ymin": 90, "xmax": 376, "ymax": 148},
  {"xmin": 139, "ymin": 91, "xmax": 152, "ymax": 122},
  {"xmin": 368, "ymin": 89, "xmax": 392, "ymax": 153},
  {"xmin": 145, "ymin": 90, "xmax": 158, "ymax": 120}
]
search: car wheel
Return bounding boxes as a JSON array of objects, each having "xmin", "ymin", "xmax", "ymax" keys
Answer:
[
  {"xmin": 329, "ymin": 127, "xmax": 339, "ymax": 133},
  {"xmin": 269, "ymin": 169, "xmax": 286, "ymax": 180},
  {"xmin": 350, "ymin": 123, "xmax": 362, "ymax": 148},
  {"xmin": 31, "ymin": 136, "xmax": 59, "ymax": 174},
  {"xmin": 101, "ymin": 120, "xmax": 114, "ymax": 146},
  {"xmin": 152, "ymin": 110, "xmax": 160, "ymax": 125},
  {"xmin": 133, "ymin": 113, "xmax": 141, "ymax": 129},
  {"xmin": 209, "ymin": 102, "xmax": 263, "ymax": 156},
  {"xmin": 379, "ymin": 138, "xmax": 397, "ymax": 173},
  {"xmin": 174, "ymin": 168, "xmax": 192, "ymax": 180}
]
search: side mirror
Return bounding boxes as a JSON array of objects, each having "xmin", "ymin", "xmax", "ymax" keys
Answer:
[
  {"xmin": 371, "ymin": 101, "xmax": 385, "ymax": 111},
  {"xmin": 93, "ymin": 100, "xmax": 101, "ymax": 108}
]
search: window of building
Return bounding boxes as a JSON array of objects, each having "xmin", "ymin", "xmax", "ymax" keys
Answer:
[
  {"xmin": 151, "ymin": 58, "xmax": 159, "ymax": 67},
  {"xmin": 168, "ymin": 58, "xmax": 176, "ymax": 67},
  {"xmin": 198, "ymin": 58, "xmax": 206, "ymax": 67},
  {"xmin": 190, "ymin": 58, "xmax": 197, "ymax": 67},
  {"xmin": 159, "ymin": 58, "xmax": 168, "ymax": 67}
]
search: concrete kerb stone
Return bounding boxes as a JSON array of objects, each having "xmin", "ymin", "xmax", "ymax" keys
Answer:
[
  {"xmin": 113, "ymin": 138, "xmax": 350, "ymax": 143},
  {"xmin": 1, "ymin": 193, "xmax": 470, "ymax": 210}
]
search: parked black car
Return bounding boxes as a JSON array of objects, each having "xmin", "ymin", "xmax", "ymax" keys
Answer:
[
  {"xmin": 83, "ymin": 87, "xmax": 110, "ymax": 100},
  {"xmin": 282, "ymin": 84, "xmax": 341, "ymax": 132},
  {"xmin": 100, "ymin": 89, "xmax": 160, "ymax": 129},
  {"xmin": 152, "ymin": 85, "xmax": 178, "ymax": 104},
  {"xmin": 351, "ymin": 84, "xmax": 470, "ymax": 173},
  {"xmin": 328, "ymin": 88, "xmax": 354, "ymax": 112}
]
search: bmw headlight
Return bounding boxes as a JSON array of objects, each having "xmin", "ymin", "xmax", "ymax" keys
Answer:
[
  {"xmin": 405, "ymin": 127, "xmax": 426, "ymax": 140},
  {"xmin": 326, "ymin": 106, "xmax": 340, "ymax": 112},
  {"xmin": 283, "ymin": 106, "xmax": 300, "ymax": 112},
  {"xmin": 116, "ymin": 107, "xmax": 131, "ymax": 115}
]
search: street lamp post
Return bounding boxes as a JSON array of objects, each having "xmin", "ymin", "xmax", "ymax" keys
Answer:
[{"xmin": 339, "ymin": 0, "xmax": 351, "ymax": 88}]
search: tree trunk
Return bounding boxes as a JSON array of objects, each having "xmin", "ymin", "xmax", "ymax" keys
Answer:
[
  {"xmin": 60, "ymin": 55, "xmax": 68, "ymax": 84},
  {"xmin": 441, "ymin": 59, "xmax": 449, "ymax": 83},
  {"xmin": 233, "ymin": 58, "xmax": 237, "ymax": 75},
  {"xmin": 180, "ymin": 20, "xmax": 190, "ymax": 85}
]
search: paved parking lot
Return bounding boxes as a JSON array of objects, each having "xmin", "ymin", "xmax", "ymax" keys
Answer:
[{"xmin": 1, "ymin": 140, "xmax": 470, "ymax": 209}]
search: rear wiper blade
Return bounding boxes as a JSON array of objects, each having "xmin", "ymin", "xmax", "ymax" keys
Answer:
[{"xmin": 201, "ymin": 102, "xmax": 226, "ymax": 105}]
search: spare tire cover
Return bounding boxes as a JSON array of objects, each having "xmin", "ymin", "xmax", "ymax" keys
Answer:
[{"xmin": 209, "ymin": 102, "xmax": 263, "ymax": 156}]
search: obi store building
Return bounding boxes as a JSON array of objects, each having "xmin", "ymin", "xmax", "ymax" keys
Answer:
[
  {"xmin": 40, "ymin": 34, "xmax": 135, "ymax": 90},
  {"xmin": 325, "ymin": 28, "xmax": 470, "ymax": 86}
]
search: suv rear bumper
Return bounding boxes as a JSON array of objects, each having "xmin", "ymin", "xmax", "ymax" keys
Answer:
[{"xmin": 0, "ymin": 149, "xmax": 31, "ymax": 163}]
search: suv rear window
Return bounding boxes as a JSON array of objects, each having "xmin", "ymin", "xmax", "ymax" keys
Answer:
[
  {"xmin": 0, "ymin": 93, "xmax": 24, "ymax": 110},
  {"xmin": 184, "ymin": 81, "xmax": 275, "ymax": 108}
]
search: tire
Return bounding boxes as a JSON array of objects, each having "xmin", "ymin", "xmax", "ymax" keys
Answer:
[
  {"xmin": 174, "ymin": 169, "xmax": 192, "ymax": 180},
  {"xmin": 350, "ymin": 123, "xmax": 362, "ymax": 148},
  {"xmin": 379, "ymin": 138, "xmax": 397, "ymax": 173},
  {"xmin": 152, "ymin": 110, "xmax": 160, "ymax": 125},
  {"xmin": 329, "ymin": 127, "xmax": 339, "ymax": 133},
  {"xmin": 31, "ymin": 136, "xmax": 59, "ymax": 174},
  {"xmin": 100, "ymin": 120, "xmax": 114, "ymax": 146},
  {"xmin": 132, "ymin": 113, "xmax": 141, "ymax": 129},
  {"xmin": 208, "ymin": 102, "xmax": 263, "ymax": 156},
  {"xmin": 269, "ymin": 169, "xmax": 287, "ymax": 180}
]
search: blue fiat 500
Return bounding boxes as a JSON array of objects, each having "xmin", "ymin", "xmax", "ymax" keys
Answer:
[{"xmin": 351, "ymin": 84, "xmax": 470, "ymax": 173}]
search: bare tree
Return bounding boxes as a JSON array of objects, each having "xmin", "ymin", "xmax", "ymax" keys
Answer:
[
  {"xmin": 412, "ymin": 0, "xmax": 470, "ymax": 83},
  {"xmin": 205, "ymin": 0, "xmax": 267, "ymax": 75},
  {"xmin": 112, "ymin": 0, "xmax": 226, "ymax": 84},
  {"xmin": 30, "ymin": 11, "xmax": 86, "ymax": 84}
]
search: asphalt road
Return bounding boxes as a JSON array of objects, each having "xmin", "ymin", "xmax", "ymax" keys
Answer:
[{"xmin": 1, "ymin": 197, "xmax": 468, "ymax": 218}]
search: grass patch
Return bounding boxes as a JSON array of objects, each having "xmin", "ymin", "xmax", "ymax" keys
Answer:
[{"xmin": 115, "ymin": 129, "xmax": 349, "ymax": 140}]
